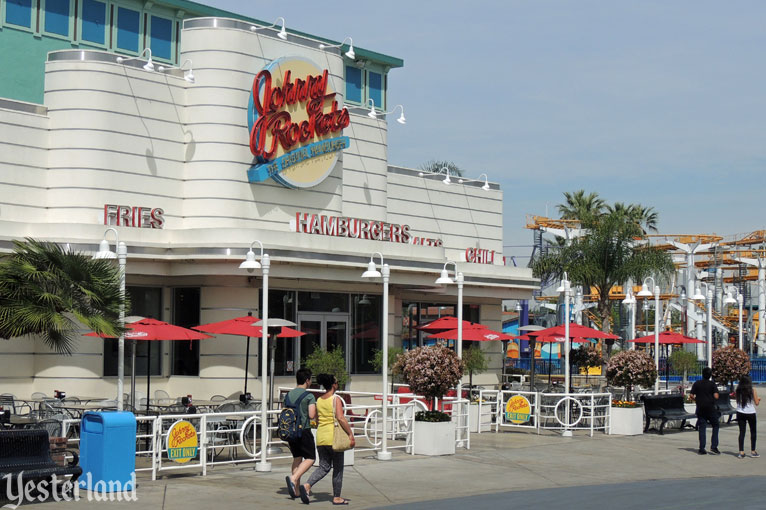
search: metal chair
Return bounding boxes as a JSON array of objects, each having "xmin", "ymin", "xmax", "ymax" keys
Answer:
[
  {"xmin": 31, "ymin": 392, "xmax": 48, "ymax": 400},
  {"xmin": 154, "ymin": 390, "xmax": 171, "ymax": 401},
  {"xmin": 35, "ymin": 416, "xmax": 65, "ymax": 437},
  {"xmin": 0, "ymin": 394, "xmax": 31, "ymax": 415},
  {"xmin": 210, "ymin": 395, "xmax": 227, "ymax": 402}
]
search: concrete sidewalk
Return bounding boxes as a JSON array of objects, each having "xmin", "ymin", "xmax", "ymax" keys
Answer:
[{"xmin": 36, "ymin": 412, "xmax": 766, "ymax": 510}]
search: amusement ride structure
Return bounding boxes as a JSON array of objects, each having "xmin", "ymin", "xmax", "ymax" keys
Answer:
[{"xmin": 525, "ymin": 214, "xmax": 766, "ymax": 358}]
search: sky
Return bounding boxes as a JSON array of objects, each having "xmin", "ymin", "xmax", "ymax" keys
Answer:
[{"xmin": 206, "ymin": 0, "xmax": 766, "ymax": 263}]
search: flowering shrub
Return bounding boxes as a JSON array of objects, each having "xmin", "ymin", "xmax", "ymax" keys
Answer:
[
  {"xmin": 611, "ymin": 399, "xmax": 640, "ymax": 408},
  {"xmin": 712, "ymin": 346, "xmax": 750, "ymax": 388},
  {"xmin": 394, "ymin": 346, "xmax": 464, "ymax": 419},
  {"xmin": 606, "ymin": 350, "xmax": 657, "ymax": 399}
]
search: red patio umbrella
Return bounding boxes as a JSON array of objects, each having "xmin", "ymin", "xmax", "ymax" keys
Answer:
[
  {"xmin": 88, "ymin": 318, "xmax": 212, "ymax": 412},
  {"xmin": 416, "ymin": 316, "xmax": 485, "ymax": 332},
  {"xmin": 193, "ymin": 315, "xmax": 305, "ymax": 397},
  {"xmin": 534, "ymin": 323, "xmax": 621, "ymax": 340},
  {"xmin": 193, "ymin": 313, "xmax": 261, "ymax": 396},
  {"xmin": 628, "ymin": 331, "xmax": 705, "ymax": 344},
  {"xmin": 427, "ymin": 328, "xmax": 514, "ymax": 342}
]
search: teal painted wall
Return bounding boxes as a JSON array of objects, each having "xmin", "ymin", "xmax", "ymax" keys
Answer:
[{"xmin": 0, "ymin": 27, "xmax": 79, "ymax": 104}]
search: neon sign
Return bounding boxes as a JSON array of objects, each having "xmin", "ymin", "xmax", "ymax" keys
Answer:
[{"xmin": 247, "ymin": 57, "xmax": 350, "ymax": 188}]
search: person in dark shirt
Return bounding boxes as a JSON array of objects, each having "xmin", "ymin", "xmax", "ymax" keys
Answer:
[
  {"xmin": 690, "ymin": 367, "xmax": 720, "ymax": 455},
  {"xmin": 285, "ymin": 368, "xmax": 317, "ymax": 500}
]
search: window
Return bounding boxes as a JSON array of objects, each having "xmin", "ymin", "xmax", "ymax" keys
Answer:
[
  {"xmin": 297, "ymin": 291, "xmax": 349, "ymax": 313},
  {"xmin": 104, "ymin": 287, "xmax": 162, "ymax": 377},
  {"xmin": 150, "ymin": 15, "xmax": 172, "ymax": 60},
  {"xmin": 115, "ymin": 6, "xmax": 139, "ymax": 53},
  {"xmin": 368, "ymin": 71, "xmax": 382, "ymax": 109},
  {"xmin": 6, "ymin": 0, "xmax": 33, "ymax": 28},
  {"xmin": 345, "ymin": 66, "xmax": 362, "ymax": 104},
  {"xmin": 268, "ymin": 289, "xmax": 296, "ymax": 376},
  {"xmin": 171, "ymin": 288, "xmax": 200, "ymax": 376},
  {"xmin": 81, "ymin": 0, "xmax": 106, "ymax": 44},
  {"xmin": 43, "ymin": 0, "xmax": 69, "ymax": 36},
  {"xmin": 351, "ymin": 294, "xmax": 381, "ymax": 373}
]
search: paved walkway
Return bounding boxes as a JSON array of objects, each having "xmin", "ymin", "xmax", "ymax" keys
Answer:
[{"xmin": 17, "ymin": 407, "xmax": 766, "ymax": 509}]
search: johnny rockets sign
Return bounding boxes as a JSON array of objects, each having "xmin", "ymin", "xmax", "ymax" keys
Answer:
[{"xmin": 247, "ymin": 57, "xmax": 350, "ymax": 188}]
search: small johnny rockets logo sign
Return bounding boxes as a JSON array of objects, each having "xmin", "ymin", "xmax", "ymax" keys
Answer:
[
  {"xmin": 505, "ymin": 395, "xmax": 531, "ymax": 424},
  {"xmin": 247, "ymin": 57, "xmax": 350, "ymax": 188},
  {"xmin": 166, "ymin": 420, "xmax": 198, "ymax": 463}
]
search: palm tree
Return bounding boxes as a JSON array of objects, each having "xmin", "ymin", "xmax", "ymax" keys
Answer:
[
  {"xmin": 605, "ymin": 203, "xmax": 659, "ymax": 233},
  {"xmin": 557, "ymin": 190, "xmax": 605, "ymax": 225},
  {"xmin": 532, "ymin": 208, "xmax": 674, "ymax": 333},
  {"xmin": 419, "ymin": 160, "xmax": 464, "ymax": 177},
  {"xmin": 0, "ymin": 238, "xmax": 125, "ymax": 354}
]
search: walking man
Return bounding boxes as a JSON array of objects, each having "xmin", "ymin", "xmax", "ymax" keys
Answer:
[
  {"xmin": 690, "ymin": 367, "xmax": 720, "ymax": 455},
  {"xmin": 285, "ymin": 368, "xmax": 317, "ymax": 499}
]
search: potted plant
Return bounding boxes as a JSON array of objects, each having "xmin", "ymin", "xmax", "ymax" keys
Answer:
[
  {"xmin": 609, "ymin": 399, "xmax": 643, "ymax": 435},
  {"xmin": 605, "ymin": 350, "xmax": 657, "ymax": 435},
  {"xmin": 303, "ymin": 345, "xmax": 349, "ymax": 389},
  {"xmin": 605, "ymin": 350, "xmax": 657, "ymax": 400},
  {"xmin": 394, "ymin": 345, "xmax": 464, "ymax": 455},
  {"xmin": 571, "ymin": 344, "xmax": 603, "ymax": 385},
  {"xmin": 463, "ymin": 345, "xmax": 491, "ymax": 432},
  {"xmin": 712, "ymin": 346, "xmax": 750, "ymax": 392}
]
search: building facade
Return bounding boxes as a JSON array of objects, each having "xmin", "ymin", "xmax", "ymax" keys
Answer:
[{"xmin": 0, "ymin": 1, "xmax": 536, "ymax": 400}]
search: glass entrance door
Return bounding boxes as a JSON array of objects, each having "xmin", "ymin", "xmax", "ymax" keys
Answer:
[{"xmin": 297, "ymin": 313, "xmax": 349, "ymax": 369}]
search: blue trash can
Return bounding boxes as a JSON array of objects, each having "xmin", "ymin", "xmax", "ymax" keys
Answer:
[{"xmin": 79, "ymin": 411, "xmax": 136, "ymax": 492}]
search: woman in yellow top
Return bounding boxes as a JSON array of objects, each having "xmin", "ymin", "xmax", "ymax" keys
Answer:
[{"xmin": 301, "ymin": 373, "xmax": 355, "ymax": 505}]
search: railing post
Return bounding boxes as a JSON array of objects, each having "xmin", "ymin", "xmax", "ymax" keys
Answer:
[{"xmin": 201, "ymin": 414, "xmax": 207, "ymax": 477}]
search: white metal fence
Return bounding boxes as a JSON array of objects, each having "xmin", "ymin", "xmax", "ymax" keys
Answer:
[
  {"xmin": 496, "ymin": 391, "xmax": 611, "ymax": 436},
  {"xmin": 60, "ymin": 396, "xmax": 430, "ymax": 479}
]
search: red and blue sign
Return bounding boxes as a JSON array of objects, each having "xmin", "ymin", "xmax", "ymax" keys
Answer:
[{"xmin": 247, "ymin": 57, "xmax": 350, "ymax": 188}]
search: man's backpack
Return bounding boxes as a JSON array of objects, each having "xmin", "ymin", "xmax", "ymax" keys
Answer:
[{"xmin": 278, "ymin": 390, "xmax": 311, "ymax": 442}]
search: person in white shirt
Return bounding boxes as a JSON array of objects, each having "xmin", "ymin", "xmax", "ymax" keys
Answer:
[{"xmin": 735, "ymin": 375, "xmax": 761, "ymax": 459}]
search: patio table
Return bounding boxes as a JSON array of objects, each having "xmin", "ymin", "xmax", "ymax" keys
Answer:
[{"xmin": 7, "ymin": 415, "xmax": 38, "ymax": 429}]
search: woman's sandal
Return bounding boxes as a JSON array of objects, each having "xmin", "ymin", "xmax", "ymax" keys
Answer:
[
  {"xmin": 751, "ymin": 451, "xmax": 760, "ymax": 458},
  {"xmin": 738, "ymin": 453, "xmax": 747, "ymax": 459},
  {"xmin": 299, "ymin": 484, "xmax": 311, "ymax": 505},
  {"xmin": 332, "ymin": 499, "xmax": 349, "ymax": 505}
]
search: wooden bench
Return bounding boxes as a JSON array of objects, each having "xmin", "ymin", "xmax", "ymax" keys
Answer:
[
  {"xmin": 642, "ymin": 394, "xmax": 697, "ymax": 434},
  {"xmin": 0, "ymin": 429, "xmax": 81, "ymax": 500}
]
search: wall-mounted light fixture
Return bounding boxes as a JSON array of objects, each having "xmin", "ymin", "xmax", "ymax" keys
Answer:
[
  {"xmin": 158, "ymin": 59, "xmax": 195, "ymax": 83},
  {"xmin": 319, "ymin": 36, "xmax": 355, "ymax": 60},
  {"xmin": 417, "ymin": 166, "xmax": 452, "ymax": 185},
  {"xmin": 367, "ymin": 103, "xmax": 406, "ymax": 125},
  {"xmin": 250, "ymin": 17, "xmax": 287, "ymax": 40},
  {"xmin": 116, "ymin": 48, "xmax": 154, "ymax": 71}
]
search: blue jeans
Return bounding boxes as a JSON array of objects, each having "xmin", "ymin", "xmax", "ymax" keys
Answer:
[{"xmin": 697, "ymin": 411, "xmax": 720, "ymax": 450}]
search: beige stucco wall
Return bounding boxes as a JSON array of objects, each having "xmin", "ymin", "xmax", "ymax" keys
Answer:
[{"xmin": 0, "ymin": 19, "xmax": 534, "ymax": 400}]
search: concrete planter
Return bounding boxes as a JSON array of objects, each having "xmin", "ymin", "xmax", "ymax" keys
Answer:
[
  {"xmin": 414, "ymin": 421, "xmax": 456, "ymax": 456},
  {"xmin": 609, "ymin": 406, "xmax": 644, "ymax": 435},
  {"xmin": 311, "ymin": 428, "xmax": 354, "ymax": 466},
  {"xmin": 469, "ymin": 403, "xmax": 492, "ymax": 433},
  {"xmin": 684, "ymin": 404, "xmax": 697, "ymax": 427}
]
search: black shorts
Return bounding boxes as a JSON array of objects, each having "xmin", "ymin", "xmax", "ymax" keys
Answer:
[{"xmin": 287, "ymin": 429, "xmax": 316, "ymax": 460}]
